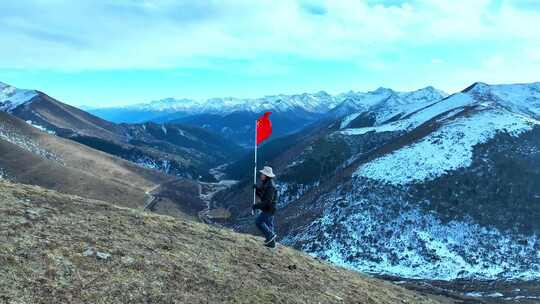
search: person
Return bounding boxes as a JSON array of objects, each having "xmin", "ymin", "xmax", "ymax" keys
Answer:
[{"xmin": 253, "ymin": 166, "xmax": 278, "ymax": 248}]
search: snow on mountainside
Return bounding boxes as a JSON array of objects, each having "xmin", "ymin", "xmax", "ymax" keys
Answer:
[
  {"xmin": 284, "ymin": 181, "xmax": 540, "ymax": 281},
  {"xmin": 337, "ymin": 86, "xmax": 449, "ymax": 128},
  {"xmin": 0, "ymin": 116, "xmax": 62, "ymax": 163},
  {"xmin": 311, "ymin": 82, "xmax": 539, "ymax": 280},
  {"xmin": 0, "ymin": 82, "xmax": 37, "ymax": 112},
  {"xmin": 224, "ymin": 81, "xmax": 540, "ymax": 282},
  {"xmin": 370, "ymin": 86, "xmax": 449, "ymax": 124},
  {"xmin": 93, "ymin": 87, "xmax": 447, "ymax": 118},
  {"xmin": 105, "ymin": 91, "xmax": 342, "ymax": 115},
  {"xmin": 331, "ymin": 86, "xmax": 448, "ymax": 122},
  {"xmin": 350, "ymin": 82, "xmax": 540, "ymax": 185},
  {"xmin": 89, "ymin": 86, "xmax": 447, "ymax": 146}
]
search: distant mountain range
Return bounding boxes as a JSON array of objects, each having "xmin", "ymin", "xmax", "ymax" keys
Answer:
[
  {"xmin": 88, "ymin": 87, "xmax": 448, "ymax": 146},
  {"xmin": 89, "ymin": 91, "xmax": 342, "ymax": 119},
  {"xmin": 216, "ymin": 81, "xmax": 540, "ymax": 281}
]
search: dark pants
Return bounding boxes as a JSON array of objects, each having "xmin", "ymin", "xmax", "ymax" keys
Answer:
[{"xmin": 255, "ymin": 211, "xmax": 275, "ymax": 242}]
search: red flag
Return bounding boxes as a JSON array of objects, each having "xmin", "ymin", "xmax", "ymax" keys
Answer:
[{"xmin": 256, "ymin": 112, "xmax": 272, "ymax": 145}]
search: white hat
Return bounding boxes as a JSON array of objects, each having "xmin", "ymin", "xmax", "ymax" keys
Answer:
[{"xmin": 259, "ymin": 166, "xmax": 276, "ymax": 178}]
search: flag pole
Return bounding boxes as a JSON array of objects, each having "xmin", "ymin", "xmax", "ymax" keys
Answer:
[{"xmin": 253, "ymin": 119, "xmax": 258, "ymax": 216}]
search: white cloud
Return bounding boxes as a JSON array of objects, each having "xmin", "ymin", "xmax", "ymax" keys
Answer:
[{"xmin": 0, "ymin": 0, "xmax": 538, "ymax": 73}]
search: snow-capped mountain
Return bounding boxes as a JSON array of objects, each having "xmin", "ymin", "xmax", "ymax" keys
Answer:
[
  {"xmin": 100, "ymin": 91, "xmax": 342, "ymax": 115},
  {"xmin": 88, "ymin": 91, "xmax": 344, "ymax": 146},
  {"xmin": 0, "ymin": 81, "xmax": 38, "ymax": 112},
  {"xmin": 334, "ymin": 86, "xmax": 449, "ymax": 126},
  {"xmin": 89, "ymin": 87, "xmax": 447, "ymax": 146},
  {"xmin": 350, "ymin": 82, "xmax": 540, "ymax": 185},
  {"xmin": 95, "ymin": 87, "xmax": 446, "ymax": 119},
  {"xmin": 220, "ymin": 81, "xmax": 540, "ymax": 281},
  {"xmin": 87, "ymin": 91, "xmax": 345, "ymax": 127}
]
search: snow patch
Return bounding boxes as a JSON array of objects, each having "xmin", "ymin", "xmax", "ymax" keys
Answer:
[
  {"xmin": 478, "ymin": 82, "xmax": 540, "ymax": 117},
  {"xmin": 277, "ymin": 181, "xmax": 319, "ymax": 209},
  {"xmin": 0, "ymin": 123, "xmax": 63, "ymax": 163},
  {"xmin": 132, "ymin": 156, "xmax": 190, "ymax": 177},
  {"xmin": 340, "ymin": 120, "xmax": 409, "ymax": 136},
  {"xmin": 465, "ymin": 291, "xmax": 504, "ymax": 298},
  {"xmin": 340, "ymin": 113, "xmax": 361, "ymax": 129},
  {"xmin": 283, "ymin": 182, "xmax": 540, "ymax": 280},
  {"xmin": 0, "ymin": 82, "xmax": 38, "ymax": 112},
  {"xmin": 371, "ymin": 87, "xmax": 447, "ymax": 124},
  {"xmin": 338, "ymin": 93, "xmax": 474, "ymax": 137},
  {"xmin": 355, "ymin": 109, "xmax": 538, "ymax": 185},
  {"xmin": 25, "ymin": 120, "xmax": 56, "ymax": 135}
]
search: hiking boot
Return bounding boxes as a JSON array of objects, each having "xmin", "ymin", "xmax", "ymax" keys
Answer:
[
  {"xmin": 264, "ymin": 234, "xmax": 277, "ymax": 245},
  {"xmin": 264, "ymin": 239, "xmax": 276, "ymax": 248}
]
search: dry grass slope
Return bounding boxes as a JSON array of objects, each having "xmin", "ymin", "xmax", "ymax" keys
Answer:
[
  {"xmin": 0, "ymin": 112, "xmax": 166, "ymax": 207},
  {"xmin": 0, "ymin": 181, "xmax": 441, "ymax": 304}
]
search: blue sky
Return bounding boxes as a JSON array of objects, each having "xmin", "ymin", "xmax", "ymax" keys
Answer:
[{"xmin": 1, "ymin": 0, "xmax": 539, "ymax": 107}]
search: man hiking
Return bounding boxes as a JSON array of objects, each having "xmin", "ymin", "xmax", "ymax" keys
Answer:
[{"xmin": 253, "ymin": 166, "xmax": 278, "ymax": 248}]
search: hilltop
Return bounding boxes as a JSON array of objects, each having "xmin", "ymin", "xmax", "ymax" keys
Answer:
[{"xmin": 0, "ymin": 180, "xmax": 443, "ymax": 304}]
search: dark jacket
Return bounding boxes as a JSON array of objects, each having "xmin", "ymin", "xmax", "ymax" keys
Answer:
[{"xmin": 254, "ymin": 179, "xmax": 277, "ymax": 214}]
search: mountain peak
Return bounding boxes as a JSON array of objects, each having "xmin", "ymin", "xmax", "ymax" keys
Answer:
[
  {"xmin": 314, "ymin": 90, "xmax": 331, "ymax": 97},
  {"xmin": 372, "ymin": 87, "xmax": 394, "ymax": 94},
  {"xmin": 417, "ymin": 85, "xmax": 439, "ymax": 93},
  {"xmin": 0, "ymin": 81, "xmax": 38, "ymax": 113},
  {"xmin": 406, "ymin": 86, "xmax": 448, "ymax": 99},
  {"xmin": 462, "ymin": 82, "xmax": 490, "ymax": 93}
]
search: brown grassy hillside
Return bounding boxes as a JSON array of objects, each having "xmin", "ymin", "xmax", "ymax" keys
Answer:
[
  {"xmin": 12, "ymin": 91, "xmax": 124, "ymax": 142},
  {"xmin": 0, "ymin": 111, "xmax": 166, "ymax": 207},
  {"xmin": 0, "ymin": 180, "xmax": 442, "ymax": 304}
]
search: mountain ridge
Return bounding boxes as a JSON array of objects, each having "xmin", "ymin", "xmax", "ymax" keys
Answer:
[
  {"xmin": 0, "ymin": 110, "xmax": 166, "ymax": 208},
  {"xmin": 87, "ymin": 86, "xmax": 447, "ymax": 146},
  {"xmin": 0, "ymin": 81, "xmax": 243, "ymax": 180},
  {"xmin": 89, "ymin": 86, "xmax": 448, "ymax": 116},
  {"xmin": 216, "ymin": 81, "xmax": 540, "ymax": 282}
]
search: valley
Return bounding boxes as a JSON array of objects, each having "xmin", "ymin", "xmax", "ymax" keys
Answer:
[
  {"xmin": 210, "ymin": 82, "xmax": 540, "ymax": 302},
  {"xmin": 2, "ymin": 80, "xmax": 539, "ymax": 303}
]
